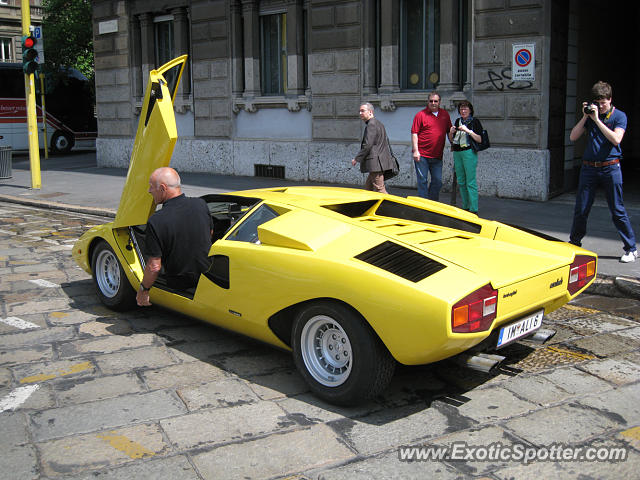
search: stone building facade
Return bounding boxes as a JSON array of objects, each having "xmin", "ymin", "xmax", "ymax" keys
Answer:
[
  {"xmin": 91, "ymin": 0, "xmax": 639, "ymax": 201},
  {"xmin": 0, "ymin": 0, "xmax": 42, "ymax": 64}
]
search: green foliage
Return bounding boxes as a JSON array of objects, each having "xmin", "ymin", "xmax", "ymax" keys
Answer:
[{"xmin": 41, "ymin": 0, "xmax": 93, "ymax": 85}]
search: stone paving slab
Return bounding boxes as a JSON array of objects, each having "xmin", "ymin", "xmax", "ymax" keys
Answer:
[
  {"xmin": 492, "ymin": 439, "xmax": 640, "ymax": 479},
  {"xmin": 500, "ymin": 373, "xmax": 575, "ymax": 406},
  {"xmin": 140, "ymin": 361, "xmax": 228, "ymax": 391},
  {"xmin": 176, "ymin": 377, "xmax": 260, "ymax": 411},
  {"xmin": 577, "ymin": 358, "xmax": 640, "ymax": 386},
  {"xmin": 503, "ymin": 403, "xmax": 624, "ymax": 446},
  {"xmin": 191, "ymin": 424, "xmax": 354, "ymax": 480},
  {"xmin": 37, "ymin": 423, "xmax": 169, "ymax": 477},
  {"xmin": 56, "ymin": 333, "xmax": 161, "ymax": 358},
  {"xmin": 62, "ymin": 455, "xmax": 200, "ymax": 480},
  {"xmin": 541, "ymin": 366, "xmax": 614, "ymax": 396},
  {"xmin": 0, "ymin": 344, "xmax": 54, "ymax": 367},
  {"xmin": 54, "ymin": 373, "xmax": 146, "ymax": 406},
  {"xmin": 12, "ymin": 359, "xmax": 97, "ymax": 385},
  {"xmin": 328, "ymin": 403, "xmax": 453, "ymax": 457},
  {"xmin": 93, "ymin": 346, "xmax": 177, "ymax": 375},
  {"xmin": 430, "ymin": 424, "xmax": 521, "ymax": 476},
  {"xmin": 0, "ymin": 444, "xmax": 39, "ymax": 480},
  {"xmin": 0, "ymin": 326, "xmax": 76, "ymax": 348},
  {"xmin": 443, "ymin": 386, "xmax": 538, "ymax": 425},
  {"xmin": 30, "ymin": 390, "xmax": 187, "ymax": 442},
  {"xmin": 160, "ymin": 401, "xmax": 289, "ymax": 450},
  {"xmin": 310, "ymin": 449, "xmax": 464, "ymax": 480},
  {"xmin": 577, "ymin": 383, "xmax": 640, "ymax": 427}
]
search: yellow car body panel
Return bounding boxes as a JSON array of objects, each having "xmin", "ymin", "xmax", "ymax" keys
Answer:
[{"xmin": 73, "ymin": 56, "xmax": 598, "ymax": 378}]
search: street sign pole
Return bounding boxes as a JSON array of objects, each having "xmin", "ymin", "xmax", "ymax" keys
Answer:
[{"xmin": 21, "ymin": 0, "xmax": 41, "ymax": 189}]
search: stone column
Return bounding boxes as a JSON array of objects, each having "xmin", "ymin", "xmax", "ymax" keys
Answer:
[
  {"xmin": 379, "ymin": 0, "xmax": 399, "ymax": 94},
  {"xmin": 138, "ymin": 13, "xmax": 154, "ymax": 89},
  {"xmin": 286, "ymin": 0, "xmax": 305, "ymax": 96},
  {"xmin": 129, "ymin": 15, "xmax": 142, "ymax": 100},
  {"xmin": 362, "ymin": 0, "xmax": 377, "ymax": 94},
  {"xmin": 172, "ymin": 7, "xmax": 191, "ymax": 99},
  {"xmin": 230, "ymin": 0, "xmax": 244, "ymax": 97},
  {"xmin": 438, "ymin": 0, "xmax": 459, "ymax": 91},
  {"xmin": 241, "ymin": 0, "xmax": 261, "ymax": 97}
]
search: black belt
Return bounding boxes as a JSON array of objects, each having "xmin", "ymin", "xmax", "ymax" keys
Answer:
[{"xmin": 583, "ymin": 159, "xmax": 619, "ymax": 167}]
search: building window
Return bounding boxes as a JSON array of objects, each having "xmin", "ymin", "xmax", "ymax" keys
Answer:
[
  {"xmin": 261, "ymin": 12, "xmax": 286, "ymax": 95},
  {"xmin": 400, "ymin": 0, "xmax": 440, "ymax": 90},
  {"xmin": 232, "ymin": 0, "xmax": 308, "ymax": 111},
  {"xmin": 154, "ymin": 16, "xmax": 174, "ymax": 67},
  {"xmin": 0, "ymin": 38, "xmax": 12, "ymax": 62}
]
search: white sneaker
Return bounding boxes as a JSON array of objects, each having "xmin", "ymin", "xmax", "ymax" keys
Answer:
[{"xmin": 620, "ymin": 250, "xmax": 638, "ymax": 263}]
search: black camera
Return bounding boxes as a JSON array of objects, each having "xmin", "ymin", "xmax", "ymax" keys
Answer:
[{"xmin": 583, "ymin": 103, "xmax": 596, "ymax": 115}]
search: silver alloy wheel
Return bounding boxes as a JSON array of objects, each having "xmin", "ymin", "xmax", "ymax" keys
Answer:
[
  {"xmin": 300, "ymin": 314, "xmax": 353, "ymax": 387},
  {"xmin": 94, "ymin": 249, "xmax": 121, "ymax": 298}
]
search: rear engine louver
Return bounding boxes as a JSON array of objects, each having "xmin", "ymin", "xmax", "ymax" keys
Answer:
[{"xmin": 355, "ymin": 241, "xmax": 445, "ymax": 282}]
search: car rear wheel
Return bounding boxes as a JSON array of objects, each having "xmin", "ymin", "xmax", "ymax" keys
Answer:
[
  {"xmin": 292, "ymin": 301, "xmax": 395, "ymax": 405},
  {"xmin": 91, "ymin": 240, "xmax": 136, "ymax": 311}
]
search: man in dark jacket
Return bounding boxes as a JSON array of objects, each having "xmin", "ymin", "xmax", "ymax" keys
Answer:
[
  {"xmin": 352, "ymin": 103, "xmax": 395, "ymax": 193},
  {"xmin": 136, "ymin": 167, "xmax": 213, "ymax": 306}
]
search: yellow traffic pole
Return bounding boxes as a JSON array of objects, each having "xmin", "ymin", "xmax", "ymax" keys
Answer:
[
  {"xmin": 39, "ymin": 73, "xmax": 48, "ymax": 159},
  {"xmin": 22, "ymin": 0, "xmax": 41, "ymax": 189}
]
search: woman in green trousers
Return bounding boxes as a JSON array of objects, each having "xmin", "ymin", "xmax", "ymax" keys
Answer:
[{"xmin": 449, "ymin": 100, "xmax": 483, "ymax": 214}]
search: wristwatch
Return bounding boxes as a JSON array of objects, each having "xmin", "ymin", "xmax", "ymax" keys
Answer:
[{"xmin": 139, "ymin": 283, "xmax": 151, "ymax": 292}]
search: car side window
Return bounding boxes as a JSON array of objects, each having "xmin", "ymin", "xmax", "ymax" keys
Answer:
[{"xmin": 226, "ymin": 204, "xmax": 279, "ymax": 244}]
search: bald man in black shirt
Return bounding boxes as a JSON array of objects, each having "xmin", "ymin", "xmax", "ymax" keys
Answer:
[{"xmin": 136, "ymin": 167, "xmax": 213, "ymax": 306}]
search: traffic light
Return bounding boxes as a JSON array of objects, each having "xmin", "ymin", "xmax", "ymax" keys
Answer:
[{"xmin": 22, "ymin": 35, "xmax": 39, "ymax": 75}]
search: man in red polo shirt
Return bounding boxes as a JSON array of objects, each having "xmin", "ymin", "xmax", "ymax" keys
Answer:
[{"xmin": 411, "ymin": 92, "xmax": 452, "ymax": 200}]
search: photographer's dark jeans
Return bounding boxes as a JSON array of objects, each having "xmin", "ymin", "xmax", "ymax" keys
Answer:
[
  {"xmin": 570, "ymin": 163, "xmax": 637, "ymax": 252},
  {"xmin": 414, "ymin": 156, "xmax": 442, "ymax": 200}
]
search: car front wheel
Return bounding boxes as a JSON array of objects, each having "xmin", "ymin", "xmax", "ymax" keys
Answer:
[
  {"xmin": 292, "ymin": 301, "xmax": 395, "ymax": 405},
  {"xmin": 91, "ymin": 240, "xmax": 136, "ymax": 311}
]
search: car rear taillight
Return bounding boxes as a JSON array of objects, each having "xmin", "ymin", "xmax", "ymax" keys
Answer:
[
  {"xmin": 451, "ymin": 284, "xmax": 498, "ymax": 333},
  {"xmin": 567, "ymin": 255, "xmax": 596, "ymax": 295}
]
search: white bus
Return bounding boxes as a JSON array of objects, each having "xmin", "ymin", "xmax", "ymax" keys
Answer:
[{"xmin": 0, "ymin": 63, "xmax": 97, "ymax": 153}]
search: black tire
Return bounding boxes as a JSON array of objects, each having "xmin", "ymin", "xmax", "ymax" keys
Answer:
[
  {"xmin": 51, "ymin": 131, "xmax": 74, "ymax": 154},
  {"xmin": 91, "ymin": 240, "xmax": 136, "ymax": 311},
  {"xmin": 292, "ymin": 301, "xmax": 395, "ymax": 405}
]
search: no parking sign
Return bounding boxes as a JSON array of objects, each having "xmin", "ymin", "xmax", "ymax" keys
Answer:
[{"xmin": 512, "ymin": 43, "xmax": 534, "ymax": 81}]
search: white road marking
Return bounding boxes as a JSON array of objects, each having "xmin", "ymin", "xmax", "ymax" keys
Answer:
[
  {"xmin": 29, "ymin": 279, "xmax": 59, "ymax": 288},
  {"xmin": 0, "ymin": 316, "xmax": 41, "ymax": 330},
  {"xmin": 0, "ymin": 384, "xmax": 40, "ymax": 413}
]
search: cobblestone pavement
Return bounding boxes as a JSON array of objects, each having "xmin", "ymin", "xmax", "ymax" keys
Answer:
[{"xmin": 1, "ymin": 202, "xmax": 639, "ymax": 480}]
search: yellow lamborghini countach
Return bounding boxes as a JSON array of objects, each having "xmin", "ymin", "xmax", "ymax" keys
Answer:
[{"xmin": 73, "ymin": 56, "xmax": 597, "ymax": 405}]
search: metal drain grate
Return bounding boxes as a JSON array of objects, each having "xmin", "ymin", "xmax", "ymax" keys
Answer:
[{"xmin": 255, "ymin": 164, "xmax": 285, "ymax": 179}]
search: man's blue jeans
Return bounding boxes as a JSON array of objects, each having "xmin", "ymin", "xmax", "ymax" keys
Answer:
[
  {"xmin": 570, "ymin": 163, "xmax": 637, "ymax": 252},
  {"xmin": 414, "ymin": 156, "xmax": 442, "ymax": 200}
]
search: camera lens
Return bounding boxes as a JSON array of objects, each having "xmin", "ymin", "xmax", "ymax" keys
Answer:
[{"xmin": 583, "ymin": 105, "xmax": 593, "ymax": 114}]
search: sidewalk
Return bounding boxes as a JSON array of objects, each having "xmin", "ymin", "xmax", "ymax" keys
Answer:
[{"xmin": 1, "ymin": 151, "xmax": 638, "ymax": 295}]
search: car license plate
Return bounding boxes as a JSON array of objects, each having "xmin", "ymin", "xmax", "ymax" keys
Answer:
[{"xmin": 496, "ymin": 310, "xmax": 543, "ymax": 348}]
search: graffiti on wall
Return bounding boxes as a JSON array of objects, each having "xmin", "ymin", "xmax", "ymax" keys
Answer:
[{"xmin": 478, "ymin": 68, "xmax": 533, "ymax": 91}]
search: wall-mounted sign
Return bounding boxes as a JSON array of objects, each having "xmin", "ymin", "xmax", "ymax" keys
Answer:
[
  {"xmin": 98, "ymin": 19, "xmax": 118, "ymax": 35},
  {"xmin": 512, "ymin": 43, "xmax": 535, "ymax": 81}
]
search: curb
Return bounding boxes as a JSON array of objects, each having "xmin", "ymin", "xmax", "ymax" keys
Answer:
[
  {"xmin": 0, "ymin": 193, "xmax": 116, "ymax": 218},
  {"xmin": 1, "ymin": 193, "xmax": 639, "ymax": 300},
  {"xmin": 586, "ymin": 274, "xmax": 640, "ymax": 300}
]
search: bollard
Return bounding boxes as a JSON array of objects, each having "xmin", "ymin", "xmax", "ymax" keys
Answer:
[{"xmin": 0, "ymin": 145, "xmax": 12, "ymax": 179}]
